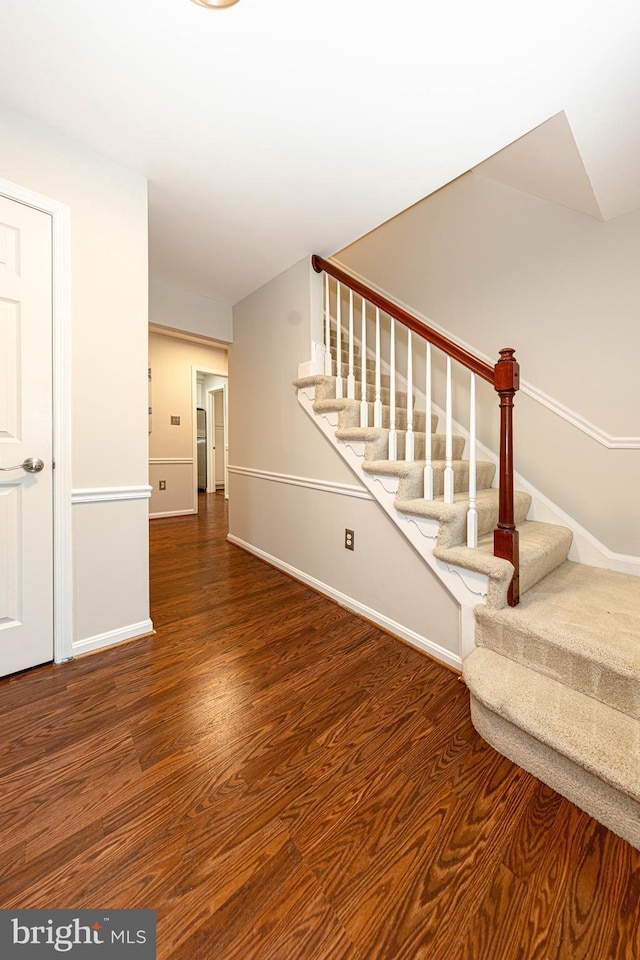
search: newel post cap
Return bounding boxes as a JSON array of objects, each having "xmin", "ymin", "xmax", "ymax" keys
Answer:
[{"xmin": 494, "ymin": 347, "xmax": 520, "ymax": 393}]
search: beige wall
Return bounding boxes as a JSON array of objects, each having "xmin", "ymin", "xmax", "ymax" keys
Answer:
[
  {"xmin": 0, "ymin": 103, "xmax": 151, "ymax": 651},
  {"xmin": 229, "ymin": 258, "xmax": 459, "ymax": 658},
  {"xmin": 229, "ymin": 258, "xmax": 354, "ymax": 482},
  {"xmin": 148, "ymin": 331, "xmax": 227, "ymax": 516},
  {"xmin": 338, "ymin": 172, "xmax": 640, "ymax": 557}
]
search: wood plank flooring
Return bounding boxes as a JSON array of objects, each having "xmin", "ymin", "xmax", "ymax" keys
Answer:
[{"xmin": 0, "ymin": 492, "xmax": 638, "ymax": 958}]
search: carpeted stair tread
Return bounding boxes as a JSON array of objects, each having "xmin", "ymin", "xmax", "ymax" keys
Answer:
[
  {"xmin": 336, "ymin": 430, "xmax": 455, "ymax": 462},
  {"xmin": 296, "ymin": 374, "xmax": 444, "ymax": 433},
  {"xmin": 363, "ymin": 459, "xmax": 496, "ymax": 498},
  {"xmin": 333, "ymin": 427, "xmax": 390, "ymax": 461},
  {"xmin": 296, "ymin": 375, "xmax": 407, "ymax": 407},
  {"xmin": 475, "ymin": 561, "xmax": 640, "ymax": 719},
  {"xmin": 313, "ymin": 398, "xmax": 435, "ymax": 434},
  {"xmin": 334, "ymin": 354, "xmax": 377, "ymax": 374},
  {"xmin": 395, "ymin": 488, "xmax": 532, "ymax": 548},
  {"xmin": 295, "ymin": 372, "xmax": 394, "ymax": 398},
  {"xmin": 296, "ymin": 373, "xmax": 442, "ymax": 422},
  {"xmin": 464, "ymin": 647, "xmax": 640, "ymax": 805},
  {"xmin": 436, "ymin": 520, "xmax": 573, "ymax": 608}
]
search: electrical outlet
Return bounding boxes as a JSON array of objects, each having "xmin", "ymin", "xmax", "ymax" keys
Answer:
[
  {"xmin": 159, "ymin": 480, "xmax": 166, "ymax": 490},
  {"xmin": 170, "ymin": 416, "xmax": 180, "ymax": 425},
  {"xmin": 345, "ymin": 528, "xmax": 355, "ymax": 551}
]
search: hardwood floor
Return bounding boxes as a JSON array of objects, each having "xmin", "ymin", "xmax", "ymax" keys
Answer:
[{"xmin": 1, "ymin": 492, "xmax": 638, "ymax": 958}]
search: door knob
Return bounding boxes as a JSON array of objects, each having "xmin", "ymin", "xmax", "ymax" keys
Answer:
[{"xmin": 0, "ymin": 457, "xmax": 45, "ymax": 473}]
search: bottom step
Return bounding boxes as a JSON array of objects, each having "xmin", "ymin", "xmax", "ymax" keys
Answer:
[
  {"xmin": 470, "ymin": 698, "xmax": 640, "ymax": 850},
  {"xmin": 464, "ymin": 648, "xmax": 640, "ymax": 849}
]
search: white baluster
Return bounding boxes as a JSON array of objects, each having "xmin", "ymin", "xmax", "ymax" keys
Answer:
[
  {"xmin": 360, "ymin": 296, "xmax": 368, "ymax": 427},
  {"xmin": 324, "ymin": 272, "xmax": 332, "ymax": 375},
  {"xmin": 374, "ymin": 307, "xmax": 382, "ymax": 428},
  {"xmin": 405, "ymin": 330, "xmax": 414, "ymax": 460},
  {"xmin": 467, "ymin": 372, "xmax": 478, "ymax": 547},
  {"xmin": 424, "ymin": 342, "xmax": 433, "ymax": 499},
  {"xmin": 335, "ymin": 282, "xmax": 343, "ymax": 399},
  {"xmin": 388, "ymin": 318, "xmax": 397, "ymax": 461},
  {"xmin": 347, "ymin": 288, "xmax": 355, "ymax": 399},
  {"xmin": 444, "ymin": 355, "xmax": 454, "ymax": 502}
]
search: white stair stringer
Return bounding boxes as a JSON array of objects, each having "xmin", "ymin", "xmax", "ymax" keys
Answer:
[{"xmin": 296, "ymin": 380, "xmax": 489, "ymax": 664}]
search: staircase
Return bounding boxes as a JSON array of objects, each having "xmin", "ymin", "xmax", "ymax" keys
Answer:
[{"xmin": 294, "ymin": 261, "xmax": 640, "ymax": 851}]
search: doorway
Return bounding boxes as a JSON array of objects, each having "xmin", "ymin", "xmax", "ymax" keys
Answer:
[{"xmin": 192, "ymin": 366, "xmax": 228, "ymax": 509}]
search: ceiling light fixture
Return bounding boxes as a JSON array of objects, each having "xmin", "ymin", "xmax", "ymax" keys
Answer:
[{"xmin": 190, "ymin": 0, "xmax": 241, "ymax": 7}]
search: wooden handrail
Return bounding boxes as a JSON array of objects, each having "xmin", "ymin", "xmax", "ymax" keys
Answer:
[
  {"xmin": 312, "ymin": 253, "xmax": 521, "ymax": 606},
  {"xmin": 312, "ymin": 255, "xmax": 495, "ymax": 383}
]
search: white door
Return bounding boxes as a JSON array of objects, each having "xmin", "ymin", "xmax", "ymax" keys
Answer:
[
  {"xmin": 208, "ymin": 385, "xmax": 228, "ymax": 497},
  {"xmin": 0, "ymin": 195, "xmax": 53, "ymax": 677}
]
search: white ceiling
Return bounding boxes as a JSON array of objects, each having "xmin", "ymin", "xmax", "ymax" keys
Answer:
[{"xmin": 0, "ymin": 0, "xmax": 639, "ymax": 304}]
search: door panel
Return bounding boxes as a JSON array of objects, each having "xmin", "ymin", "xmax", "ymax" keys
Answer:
[
  {"xmin": 0, "ymin": 298, "xmax": 20, "ymax": 439},
  {"xmin": 0, "ymin": 196, "xmax": 53, "ymax": 677}
]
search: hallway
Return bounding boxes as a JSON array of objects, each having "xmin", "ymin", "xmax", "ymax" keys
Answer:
[{"xmin": 0, "ymin": 493, "xmax": 637, "ymax": 958}]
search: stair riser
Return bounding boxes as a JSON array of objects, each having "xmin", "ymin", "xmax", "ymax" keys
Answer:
[
  {"xmin": 333, "ymin": 403, "xmax": 437, "ymax": 433},
  {"xmin": 393, "ymin": 460, "xmax": 495, "ymax": 498},
  {"xmin": 325, "ymin": 380, "xmax": 416, "ymax": 410},
  {"xmin": 333, "ymin": 359, "xmax": 410, "ymax": 390},
  {"xmin": 314, "ymin": 374, "xmax": 441, "ymax": 424},
  {"xmin": 439, "ymin": 491, "xmax": 531, "ymax": 548},
  {"xmin": 384, "ymin": 436, "xmax": 466, "ymax": 464},
  {"xmin": 431, "ymin": 463, "xmax": 496, "ymax": 498},
  {"xmin": 475, "ymin": 608, "xmax": 640, "ymax": 720},
  {"xmin": 348, "ymin": 385, "xmax": 409, "ymax": 408},
  {"xmin": 332, "ymin": 357, "xmax": 376, "ymax": 376},
  {"xmin": 312, "ymin": 377, "xmax": 392, "ymax": 402},
  {"xmin": 519, "ymin": 528, "xmax": 573, "ymax": 596}
]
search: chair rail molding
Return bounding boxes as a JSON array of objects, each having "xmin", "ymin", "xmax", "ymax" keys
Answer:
[
  {"xmin": 149, "ymin": 457, "xmax": 194, "ymax": 464},
  {"xmin": 227, "ymin": 464, "xmax": 374, "ymax": 501},
  {"xmin": 72, "ymin": 485, "xmax": 153, "ymax": 504}
]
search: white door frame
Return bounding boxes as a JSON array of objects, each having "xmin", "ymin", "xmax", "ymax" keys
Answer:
[
  {"xmin": 0, "ymin": 177, "xmax": 73, "ymax": 664},
  {"xmin": 205, "ymin": 389, "xmax": 215, "ymax": 494},
  {"xmin": 191, "ymin": 366, "xmax": 228, "ymax": 511}
]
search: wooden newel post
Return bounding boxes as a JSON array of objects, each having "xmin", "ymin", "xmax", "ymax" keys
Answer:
[{"xmin": 493, "ymin": 348, "xmax": 520, "ymax": 606}]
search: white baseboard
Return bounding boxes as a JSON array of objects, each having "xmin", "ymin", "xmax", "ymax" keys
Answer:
[
  {"xmin": 227, "ymin": 533, "xmax": 462, "ymax": 671},
  {"xmin": 72, "ymin": 618, "xmax": 154, "ymax": 657},
  {"xmin": 149, "ymin": 509, "xmax": 197, "ymax": 519}
]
